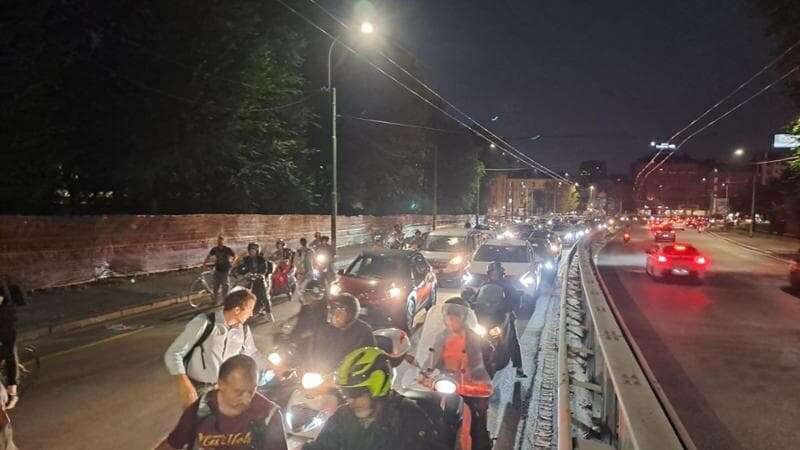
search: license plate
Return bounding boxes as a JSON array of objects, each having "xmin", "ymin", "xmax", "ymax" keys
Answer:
[{"xmin": 671, "ymin": 268, "xmax": 689, "ymax": 276}]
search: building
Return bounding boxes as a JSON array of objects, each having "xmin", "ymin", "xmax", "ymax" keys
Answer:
[
  {"xmin": 632, "ymin": 154, "xmax": 711, "ymax": 213},
  {"xmin": 486, "ymin": 170, "xmax": 569, "ymax": 218}
]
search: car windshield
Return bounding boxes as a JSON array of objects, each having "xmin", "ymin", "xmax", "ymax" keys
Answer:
[
  {"xmin": 551, "ymin": 223, "xmax": 568, "ymax": 231},
  {"xmin": 663, "ymin": 245, "xmax": 699, "ymax": 255},
  {"xmin": 347, "ymin": 255, "xmax": 407, "ymax": 279},
  {"xmin": 529, "ymin": 230, "xmax": 554, "ymax": 240},
  {"xmin": 474, "ymin": 245, "xmax": 529, "ymax": 263},
  {"xmin": 423, "ymin": 235, "xmax": 466, "ymax": 252}
]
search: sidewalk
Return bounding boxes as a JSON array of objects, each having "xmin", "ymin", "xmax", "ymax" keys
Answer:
[
  {"xmin": 710, "ymin": 228, "xmax": 800, "ymax": 262},
  {"xmin": 17, "ymin": 244, "xmax": 370, "ymax": 341}
]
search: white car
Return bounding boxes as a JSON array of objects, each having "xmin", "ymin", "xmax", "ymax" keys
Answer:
[
  {"xmin": 462, "ymin": 239, "xmax": 542, "ymax": 299},
  {"xmin": 420, "ymin": 228, "xmax": 486, "ymax": 283}
]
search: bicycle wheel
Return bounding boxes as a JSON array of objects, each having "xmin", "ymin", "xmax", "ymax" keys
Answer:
[{"xmin": 187, "ymin": 275, "xmax": 213, "ymax": 308}]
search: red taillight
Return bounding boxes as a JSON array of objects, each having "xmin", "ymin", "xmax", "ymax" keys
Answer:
[
  {"xmin": 657, "ymin": 255, "xmax": 667, "ymax": 263},
  {"xmin": 695, "ymin": 256, "xmax": 707, "ymax": 265}
]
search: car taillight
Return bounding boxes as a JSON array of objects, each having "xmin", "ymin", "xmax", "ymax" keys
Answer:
[
  {"xmin": 695, "ymin": 256, "xmax": 707, "ymax": 265},
  {"xmin": 657, "ymin": 255, "xmax": 667, "ymax": 263}
]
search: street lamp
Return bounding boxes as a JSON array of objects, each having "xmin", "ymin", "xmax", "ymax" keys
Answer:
[
  {"xmin": 733, "ymin": 148, "xmax": 745, "ymax": 157},
  {"xmin": 327, "ymin": 22, "xmax": 375, "ymax": 249}
]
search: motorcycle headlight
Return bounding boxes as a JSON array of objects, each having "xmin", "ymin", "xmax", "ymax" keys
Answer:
[
  {"xmin": 302, "ymin": 372, "xmax": 324, "ymax": 390},
  {"xmin": 488, "ymin": 326, "xmax": 503, "ymax": 338},
  {"xmin": 315, "ymin": 254, "xmax": 328, "ymax": 264},
  {"xmin": 388, "ymin": 287, "xmax": 402, "ymax": 298},
  {"xmin": 550, "ymin": 244, "xmax": 559, "ymax": 253},
  {"xmin": 462, "ymin": 272, "xmax": 473, "ymax": 283},
  {"xmin": 474, "ymin": 324, "xmax": 487, "ymax": 337},
  {"xmin": 267, "ymin": 352, "xmax": 283, "ymax": 366},
  {"xmin": 449, "ymin": 255, "xmax": 464, "ymax": 265},
  {"xmin": 329, "ymin": 284, "xmax": 341, "ymax": 296},
  {"xmin": 585, "ymin": 228, "xmax": 591, "ymax": 234},
  {"xmin": 434, "ymin": 378, "xmax": 458, "ymax": 395}
]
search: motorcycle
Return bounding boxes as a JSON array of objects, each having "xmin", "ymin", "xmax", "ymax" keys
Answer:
[
  {"xmin": 623, "ymin": 232, "xmax": 631, "ymax": 243},
  {"xmin": 312, "ymin": 251, "xmax": 334, "ymax": 288}
]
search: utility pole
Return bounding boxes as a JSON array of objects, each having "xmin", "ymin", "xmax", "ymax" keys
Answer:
[
  {"xmin": 475, "ymin": 177, "xmax": 480, "ymax": 225},
  {"xmin": 330, "ymin": 87, "xmax": 338, "ymax": 249},
  {"xmin": 432, "ymin": 146, "xmax": 438, "ymax": 230}
]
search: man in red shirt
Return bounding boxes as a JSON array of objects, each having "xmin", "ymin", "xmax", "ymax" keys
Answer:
[{"xmin": 156, "ymin": 355, "xmax": 287, "ymax": 450}]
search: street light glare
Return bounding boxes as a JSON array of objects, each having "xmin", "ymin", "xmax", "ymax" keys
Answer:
[
  {"xmin": 733, "ymin": 148, "xmax": 745, "ymax": 157},
  {"xmin": 360, "ymin": 21, "xmax": 375, "ymax": 34}
]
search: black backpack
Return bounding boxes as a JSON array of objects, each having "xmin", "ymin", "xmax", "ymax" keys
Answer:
[{"xmin": 183, "ymin": 313, "xmax": 216, "ymax": 369}]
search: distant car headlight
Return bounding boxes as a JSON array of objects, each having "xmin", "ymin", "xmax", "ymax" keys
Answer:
[
  {"xmin": 388, "ymin": 287, "xmax": 402, "ymax": 298},
  {"xmin": 462, "ymin": 272, "xmax": 473, "ymax": 283},
  {"xmin": 585, "ymin": 228, "xmax": 591, "ymax": 234},
  {"xmin": 329, "ymin": 284, "xmax": 341, "ymax": 296},
  {"xmin": 449, "ymin": 255, "xmax": 463, "ymax": 265},
  {"xmin": 520, "ymin": 274, "xmax": 534, "ymax": 286},
  {"xmin": 544, "ymin": 261, "xmax": 554, "ymax": 270}
]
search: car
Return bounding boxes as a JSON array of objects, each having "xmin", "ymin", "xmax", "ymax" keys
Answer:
[
  {"xmin": 645, "ymin": 243, "xmax": 708, "ymax": 281},
  {"xmin": 498, "ymin": 223, "xmax": 535, "ymax": 241},
  {"xmin": 653, "ymin": 224, "xmax": 676, "ymax": 242},
  {"xmin": 462, "ymin": 239, "xmax": 543, "ymax": 299},
  {"xmin": 330, "ymin": 249, "xmax": 437, "ymax": 331},
  {"xmin": 529, "ymin": 229, "xmax": 562, "ymax": 253},
  {"xmin": 790, "ymin": 250, "xmax": 800, "ymax": 290},
  {"xmin": 419, "ymin": 228, "xmax": 486, "ymax": 283},
  {"xmin": 529, "ymin": 237, "xmax": 559, "ymax": 275}
]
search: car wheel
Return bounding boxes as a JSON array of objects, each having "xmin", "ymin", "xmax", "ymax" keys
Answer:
[{"xmin": 404, "ymin": 297, "xmax": 416, "ymax": 332}]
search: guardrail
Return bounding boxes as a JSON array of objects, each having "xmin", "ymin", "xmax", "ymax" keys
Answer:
[{"xmin": 556, "ymin": 233, "xmax": 690, "ymax": 449}]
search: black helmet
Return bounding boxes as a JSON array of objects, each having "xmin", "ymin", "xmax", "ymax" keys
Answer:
[
  {"xmin": 487, "ymin": 261, "xmax": 505, "ymax": 277},
  {"xmin": 247, "ymin": 242, "xmax": 260, "ymax": 252},
  {"xmin": 301, "ymin": 279, "xmax": 326, "ymax": 304},
  {"xmin": 328, "ymin": 293, "xmax": 361, "ymax": 325}
]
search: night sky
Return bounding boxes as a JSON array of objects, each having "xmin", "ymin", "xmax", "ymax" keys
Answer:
[{"xmin": 335, "ymin": 0, "xmax": 798, "ymax": 174}]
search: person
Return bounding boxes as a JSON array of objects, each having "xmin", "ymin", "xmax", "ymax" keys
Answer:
[
  {"xmin": 164, "ymin": 289, "xmax": 260, "ymax": 408},
  {"xmin": 204, "ymin": 236, "xmax": 236, "ymax": 304},
  {"xmin": 387, "ymin": 224, "xmax": 404, "ymax": 249},
  {"xmin": 294, "ymin": 238, "xmax": 315, "ymax": 285},
  {"xmin": 302, "ymin": 347, "xmax": 442, "ymax": 450},
  {"xmin": 306, "ymin": 294, "xmax": 375, "ymax": 373},
  {"xmin": 476, "ymin": 261, "xmax": 525, "ymax": 378},
  {"xmin": 232, "ymin": 243, "xmax": 273, "ymax": 321},
  {"xmin": 269, "ymin": 239, "xmax": 293, "ymax": 264},
  {"xmin": 464, "ymin": 220, "xmax": 472, "ymax": 229},
  {"xmin": 0, "ymin": 382, "xmax": 17, "ymax": 450},
  {"xmin": 409, "ymin": 230, "xmax": 425, "ymax": 250},
  {"xmin": 310, "ymin": 232, "xmax": 323, "ymax": 250},
  {"xmin": 0, "ymin": 281, "xmax": 20, "ymax": 411},
  {"xmin": 315, "ymin": 236, "xmax": 335, "ymax": 279},
  {"xmin": 420, "ymin": 298, "xmax": 493, "ymax": 450},
  {"xmin": 157, "ymin": 354, "xmax": 288, "ymax": 450}
]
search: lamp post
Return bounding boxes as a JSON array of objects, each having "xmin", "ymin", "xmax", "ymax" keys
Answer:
[{"xmin": 326, "ymin": 22, "xmax": 374, "ymax": 250}]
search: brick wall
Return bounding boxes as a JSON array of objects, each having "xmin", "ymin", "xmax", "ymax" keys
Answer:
[{"xmin": 0, "ymin": 214, "xmax": 473, "ymax": 290}]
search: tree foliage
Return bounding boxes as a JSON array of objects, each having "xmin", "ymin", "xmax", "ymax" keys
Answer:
[
  {"xmin": 750, "ymin": 0, "xmax": 800, "ymax": 105},
  {"xmin": 1, "ymin": 0, "xmax": 317, "ymax": 214}
]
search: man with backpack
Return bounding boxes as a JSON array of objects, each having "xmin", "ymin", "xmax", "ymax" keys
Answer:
[
  {"xmin": 156, "ymin": 354, "xmax": 288, "ymax": 450},
  {"xmin": 164, "ymin": 289, "xmax": 260, "ymax": 408}
]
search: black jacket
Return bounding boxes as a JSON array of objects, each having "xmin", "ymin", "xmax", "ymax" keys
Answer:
[
  {"xmin": 308, "ymin": 320, "xmax": 375, "ymax": 373},
  {"xmin": 302, "ymin": 392, "xmax": 443, "ymax": 450}
]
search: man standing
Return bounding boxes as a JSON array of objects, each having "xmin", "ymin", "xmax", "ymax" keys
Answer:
[
  {"xmin": 204, "ymin": 236, "xmax": 236, "ymax": 303},
  {"xmin": 157, "ymin": 355, "xmax": 288, "ymax": 450},
  {"xmin": 164, "ymin": 289, "xmax": 260, "ymax": 408}
]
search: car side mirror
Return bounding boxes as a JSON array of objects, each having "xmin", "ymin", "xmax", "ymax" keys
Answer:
[{"xmin": 337, "ymin": 269, "xmax": 345, "ymax": 276}]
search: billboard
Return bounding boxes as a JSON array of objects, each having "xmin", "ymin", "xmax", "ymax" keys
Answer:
[{"xmin": 773, "ymin": 134, "xmax": 800, "ymax": 149}]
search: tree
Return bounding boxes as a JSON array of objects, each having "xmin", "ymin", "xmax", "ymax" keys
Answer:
[
  {"xmin": 749, "ymin": 0, "xmax": 800, "ymax": 105},
  {"xmin": 0, "ymin": 0, "xmax": 318, "ymax": 214},
  {"xmin": 558, "ymin": 184, "xmax": 579, "ymax": 212}
]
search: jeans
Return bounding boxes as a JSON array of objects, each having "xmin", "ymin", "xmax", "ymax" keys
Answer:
[{"xmin": 211, "ymin": 270, "xmax": 230, "ymax": 303}]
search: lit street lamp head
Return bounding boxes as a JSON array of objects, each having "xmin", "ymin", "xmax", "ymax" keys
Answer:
[
  {"xmin": 360, "ymin": 21, "xmax": 375, "ymax": 34},
  {"xmin": 733, "ymin": 148, "xmax": 745, "ymax": 157}
]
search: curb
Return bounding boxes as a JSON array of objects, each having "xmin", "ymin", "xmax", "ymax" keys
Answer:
[
  {"xmin": 707, "ymin": 231, "xmax": 794, "ymax": 264},
  {"xmin": 19, "ymin": 293, "xmax": 197, "ymax": 342}
]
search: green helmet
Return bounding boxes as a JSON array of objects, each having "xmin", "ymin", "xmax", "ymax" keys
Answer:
[{"xmin": 335, "ymin": 347, "xmax": 393, "ymax": 398}]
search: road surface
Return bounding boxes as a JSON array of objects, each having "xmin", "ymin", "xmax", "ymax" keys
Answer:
[
  {"xmin": 11, "ymin": 277, "xmax": 549, "ymax": 449},
  {"xmin": 597, "ymin": 225, "xmax": 800, "ymax": 450}
]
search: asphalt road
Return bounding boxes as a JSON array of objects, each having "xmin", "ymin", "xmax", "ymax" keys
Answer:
[
  {"xmin": 10, "ymin": 276, "xmax": 549, "ymax": 450},
  {"xmin": 596, "ymin": 225, "xmax": 800, "ymax": 450}
]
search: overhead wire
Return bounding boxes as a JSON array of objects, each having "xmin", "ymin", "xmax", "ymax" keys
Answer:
[
  {"xmin": 338, "ymin": 115, "xmax": 472, "ymax": 134},
  {"xmin": 300, "ymin": 0, "xmax": 571, "ymax": 184},
  {"xmin": 634, "ymin": 36, "xmax": 800, "ymax": 188},
  {"xmin": 637, "ymin": 63, "xmax": 800, "ymax": 187}
]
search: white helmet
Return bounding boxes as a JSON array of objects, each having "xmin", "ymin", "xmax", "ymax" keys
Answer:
[{"xmin": 373, "ymin": 328, "xmax": 411, "ymax": 359}]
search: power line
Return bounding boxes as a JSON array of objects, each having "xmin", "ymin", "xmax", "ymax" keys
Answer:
[
  {"xmin": 301, "ymin": 0, "xmax": 571, "ymax": 184},
  {"xmin": 637, "ymin": 63, "xmax": 800, "ymax": 188},
  {"xmin": 338, "ymin": 114, "xmax": 472, "ymax": 134},
  {"xmin": 274, "ymin": 0, "xmax": 570, "ymax": 184},
  {"xmin": 635, "ymin": 38, "xmax": 800, "ymax": 189}
]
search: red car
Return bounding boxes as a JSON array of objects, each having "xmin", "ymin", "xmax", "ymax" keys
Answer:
[
  {"xmin": 646, "ymin": 243, "xmax": 708, "ymax": 281},
  {"xmin": 652, "ymin": 224, "xmax": 676, "ymax": 242},
  {"xmin": 330, "ymin": 249, "xmax": 437, "ymax": 331}
]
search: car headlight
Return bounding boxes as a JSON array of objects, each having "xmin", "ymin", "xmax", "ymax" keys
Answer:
[
  {"xmin": 449, "ymin": 255, "xmax": 464, "ymax": 265},
  {"xmin": 302, "ymin": 372, "xmax": 324, "ymax": 390},
  {"xmin": 544, "ymin": 261, "xmax": 554, "ymax": 270},
  {"xmin": 388, "ymin": 287, "xmax": 402, "ymax": 298},
  {"xmin": 585, "ymin": 228, "xmax": 591, "ymax": 234},
  {"xmin": 488, "ymin": 326, "xmax": 503, "ymax": 338},
  {"xmin": 267, "ymin": 352, "xmax": 283, "ymax": 366},
  {"xmin": 474, "ymin": 324, "xmax": 487, "ymax": 337},
  {"xmin": 434, "ymin": 378, "xmax": 458, "ymax": 395},
  {"xmin": 462, "ymin": 272, "xmax": 473, "ymax": 283},
  {"xmin": 329, "ymin": 284, "xmax": 341, "ymax": 296},
  {"xmin": 565, "ymin": 232, "xmax": 574, "ymax": 240},
  {"xmin": 550, "ymin": 244, "xmax": 559, "ymax": 253},
  {"xmin": 520, "ymin": 274, "xmax": 534, "ymax": 286}
]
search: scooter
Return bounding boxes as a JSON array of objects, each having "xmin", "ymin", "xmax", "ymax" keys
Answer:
[{"xmin": 270, "ymin": 259, "xmax": 296, "ymax": 301}]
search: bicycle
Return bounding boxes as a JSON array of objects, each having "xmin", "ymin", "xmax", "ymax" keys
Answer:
[{"xmin": 186, "ymin": 270, "xmax": 218, "ymax": 308}]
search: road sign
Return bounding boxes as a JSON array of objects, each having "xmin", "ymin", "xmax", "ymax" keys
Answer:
[{"xmin": 773, "ymin": 134, "xmax": 800, "ymax": 149}]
